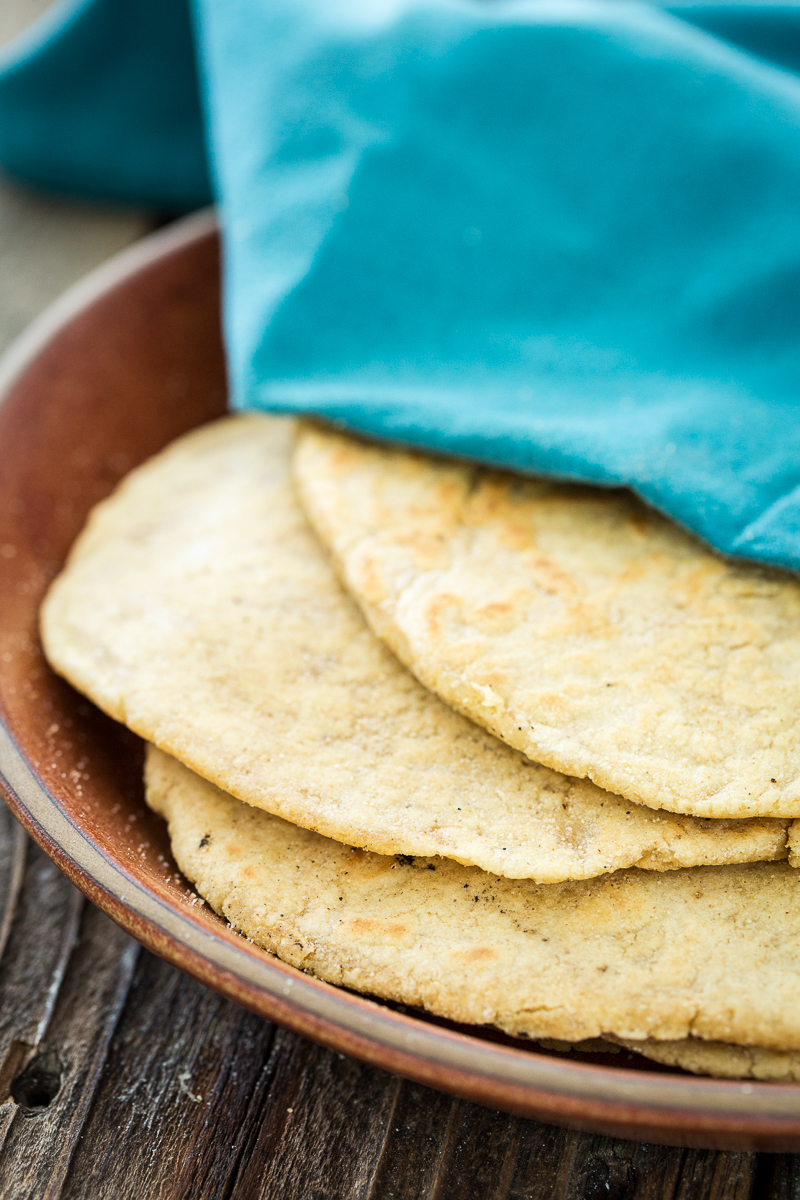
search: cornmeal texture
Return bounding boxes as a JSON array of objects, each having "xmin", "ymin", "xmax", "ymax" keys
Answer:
[
  {"xmin": 40, "ymin": 416, "xmax": 787, "ymax": 881},
  {"xmin": 294, "ymin": 424, "xmax": 800, "ymax": 819},
  {"xmin": 614, "ymin": 1038, "xmax": 800, "ymax": 1081},
  {"xmin": 146, "ymin": 746, "xmax": 800, "ymax": 1050},
  {"xmin": 42, "ymin": 417, "xmax": 786, "ymax": 878},
  {"xmin": 541, "ymin": 1037, "xmax": 800, "ymax": 1080}
]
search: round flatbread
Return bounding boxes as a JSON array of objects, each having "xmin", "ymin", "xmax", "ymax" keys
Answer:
[
  {"xmin": 145, "ymin": 745, "xmax": 800, "ymax": 1051},
  {"xmin": 40, "ymin": 415, "xmax": 787, "ymax": 881},
  {"xmin": 539, "ymin": 1037, "xmax": 800, "ymax": 1080},
  {"xmin": 294, "ymin": 423, "xmax": 800, "ymax": 820},
  {"xmin": 614, "ymin": 1038, "xmax": 800, "ymax": 1082}
]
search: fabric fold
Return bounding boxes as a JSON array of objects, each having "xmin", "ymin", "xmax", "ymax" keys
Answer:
[{"xmin": 3, "ymin": 0, "xmax": 800, "ymax": 569}]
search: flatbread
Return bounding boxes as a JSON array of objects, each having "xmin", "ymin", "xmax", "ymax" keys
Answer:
[
  {"xmin": 787, "ymin": 821, "xmax": 800, "ymax": 869},
  {"xmin": 614, "ymin": 1038, "xmax": 800, "ymax": 1081},
  {"xmin": 40, "ymin": 415, "xmax": 787, "ymax": 882},
  {"xmin": 294, "ymin": 424, "xmax": 800, "ymax": 820},
  {"xmin": 539, "ymin": 1037, "xmax": 800, "ymax": 1080},
  {"xmin": 145, "ymin": 744, "xmax": 800, "ymax": 1051}
]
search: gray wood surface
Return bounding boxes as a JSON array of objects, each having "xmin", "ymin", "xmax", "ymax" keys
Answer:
[
  {"xmin": 0, "ymin": 2, "xmax": 798, "ymax": 1194},
  {"xmin": 0, "ymin": 811, "xmax": 793, "ymax": 1199},
  {"xmin": 0, "ymin": 0, "xmax": 54, "ymax": 51},
  {"xmin": 0, "ymin": 0, "xmax": 149, "ymax": 354}
]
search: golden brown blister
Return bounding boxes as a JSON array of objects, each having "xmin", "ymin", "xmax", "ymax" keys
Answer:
[
  {"xmin": 145, "ymin": 745, "xmax": 800, "ymax": 1052},
  {"xmin": 40, "ymin": 415, "xmax": 787, "ymax": 881},
  {"xmin": 294, "ymin": 423, "xmax": 800, "ymax": 820}
]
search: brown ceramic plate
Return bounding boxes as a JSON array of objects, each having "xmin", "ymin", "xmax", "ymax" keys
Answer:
[{"xmin": 1, "ymin": 212, "xmax": 799, "ymax": 1153}]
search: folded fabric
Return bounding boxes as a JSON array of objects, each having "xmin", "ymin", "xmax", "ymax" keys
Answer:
[
  {"xmin": 0, "ymin": 0, "xmax": 210, "ymax": 208},
  {"xmin": 4, "ymin": 0, "xmax": 800, "ymax": 571}
]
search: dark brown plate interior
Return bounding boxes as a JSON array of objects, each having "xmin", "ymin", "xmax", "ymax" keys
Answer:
[{"xmin": 0, "ymin": 212, "xmax": 798, "ymax": 1151}]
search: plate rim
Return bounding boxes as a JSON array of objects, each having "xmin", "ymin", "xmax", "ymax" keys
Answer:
[{"xmin": 1, "ymin": 210, "xmax": 800, "ymax": 1151}]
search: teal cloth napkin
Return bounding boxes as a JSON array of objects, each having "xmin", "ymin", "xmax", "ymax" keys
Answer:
[{"xmin": 3, "ymin": 0, "xmax": 800, "ymax": 572}]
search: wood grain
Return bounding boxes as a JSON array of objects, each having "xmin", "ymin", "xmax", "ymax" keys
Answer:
[
  {"xmin": 0, "ymin": 80, "xmax": 795, "ymax": 1192},
  {"xmin": 0, "ymin": 788, "xmax": 789, "ymax": 1197}
]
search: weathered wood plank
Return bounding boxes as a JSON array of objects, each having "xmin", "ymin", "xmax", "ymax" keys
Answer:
[
  {"xmin": 366, "ymin": 1080, "xmax": 461, "ymax": 1200},
  {"xmin": 428, "ymin": 1099, "xmax": 535, "ymax": 1200},
  {"xmin": 669, "ymin": 1148, "xmax": 758, "ymax": 1200},
  {"xmin": 230, "ymin": 1027, "xmax": 400, "ymax": 1200},
  {"xmin": 0, "ymin": 33, "xmax": 792, "ymax": 1187},
  {"xmin": 0, "ymin": 835, "xmax": 771, "ymax": 1200},
  {"xmin": 0, "ymin": 829, "xmax": 778, "ymax": 1200},
  {"xmin": 503, "ymin": 1120, "xmax": 580, "ymax": 1200},
  {"xmin": 757, "ymin": 1155, "xmax": 800, "ymax": 1200},
  {"xmin": 0, "ymin": 842, "xmax": 82, "ymax": 1042},
  {"xmin": 0, "ymin": 841, "xmax": 83, "ymax": 1150},
  {"xmin": 61, "ymin": 950, "xmax": 277, "ymax": 1200},
  {"xmin": 0, "ymin": 804, "xmax": 26, "ymax": 966},
  {"xmin": 0, "ymin": 902, "xmax": 137, "ymax": 1198}
]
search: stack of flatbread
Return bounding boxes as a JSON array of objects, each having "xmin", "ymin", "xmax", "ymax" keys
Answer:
[{"xmin": 39, "ymin": 414, "xmax": 800, "ymax": 1081}]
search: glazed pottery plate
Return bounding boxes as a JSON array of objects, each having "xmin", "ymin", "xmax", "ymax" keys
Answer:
[{"xmin": 0, "ymin": 211, "xmax": 798, "ymax": 1152}]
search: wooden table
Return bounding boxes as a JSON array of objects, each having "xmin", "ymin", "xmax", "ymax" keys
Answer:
[
  {"xmin": 0, "ymin": 23, "xmax": 798, "ymax": 1188},
  {"xmin": 0, "ymin": 804, "xmax": 795, "ymax": 1199},
  {"xmin": 0, "ymin": 218, "xmax": 797, "ymax": 1200}
]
